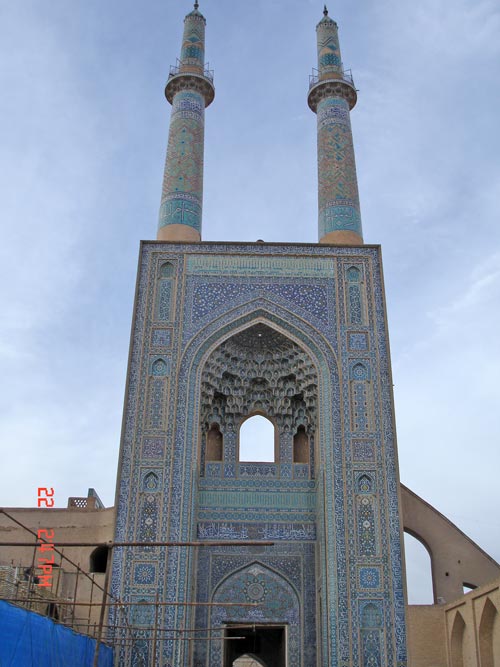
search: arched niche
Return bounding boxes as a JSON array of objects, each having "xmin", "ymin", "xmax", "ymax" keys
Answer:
[
  {"xmin": 156, "ymin": 261, "xmax": 175, "ymax": 321},
  {"xmin": 403, "ymin": 531, "xmax": 434, "ymax": 604},
  {"xmin": 199, "ymin": 321, "xmax": 318, "ymax": 470},
  {"xmin": 479, "ymin": 598, "xmax": 499, "ymax": 667},
  {"xmin": 450, "ymin": 611, "xmax": 466, "ymax": 667},
  {"xmin": 239, "ymin": 414, "xmax": 276, "ymax": 462},
  {"xmin": 90, "ymin": 545, "xmax": 109, "ymax": 574},
  {"xmin": 206, "ymin": 423, "xmax": 223, "ymax": 461},
  {"xmin": 293, "ymin": 425, "xmax": 309, "ymax": 463}
]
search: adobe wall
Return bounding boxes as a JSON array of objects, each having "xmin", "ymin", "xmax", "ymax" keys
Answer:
[
  {"xmin": 400, "ymin": 484, "xmax": 500, "ymax": 603},
  {"xmin": 406, "ymin": 580, "xmax": 500, "ymax": 667},
  {"xmin": 444, "ymin": 579, "xmax": 500, "ymax": 667},
  {"xmin": 0, "ymin": 506, "xmax": 114, "ymax": 569},
  {"xmin": 0, "ymin": 505, "xmax": 114, "ymax": 630},
  {"xmin": 406, "ymin": 604, "xmax": 447, "ymax": 667}
]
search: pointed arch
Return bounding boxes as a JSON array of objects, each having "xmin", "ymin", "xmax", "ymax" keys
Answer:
[
  {"xmin": 403, "ymin": 530, "xmax": 434, "ymax": 604},
  {"xmin": 156, "ymin": 261, "xmax": 175, "ymax": 321},
  {"xmin": 212, "ymin": 559, "xmax": 301, "ymax": 603},
  {"xmin": 183, "ymin": 300, "xmax": 338, "ymax": 372},
  {"xmin": 350, "ymin": 362, "xmax": 369, "ymax": 380},
  {"xmin": 479, "ymin": 597, "xmax": 499, "ymax": 667},
  {"xmin": 357, "ymin": 473, "xmax": 374, "ymax": 494},
  {"xmin": 209, "ymin": 562, "xmax": 300, "ymax": 667},
  {"xmin": 159, "ymin": 261, "xmax": 175, "ymax": 278},
  {"xmin": 191, "ymin": 306, "xmax": 333, "ymax": 474},
  {"xmin": 143, "ymin": 471, "xmax": 159, "ymax": 491},
  {"xmin": 151, "ymin": 358, "xmax": 168, "ymax": 376},
  {"xmin": 177, "ymin": 302, "xmax": 343, "ymax": 667},
  {"xmin": 346, "ymin": 265, "xmax": 365, "ymax": 325},
  {"xmin": 239, "ymin": 414, "xmax": 276, "ymax": 462},
  {"xmin": 347, "ymin": 265, "xmax": 361, "ymax": 282},
  {"xmin": 450, "ymin": 611, "xmax": 466, "ymax": 667}
]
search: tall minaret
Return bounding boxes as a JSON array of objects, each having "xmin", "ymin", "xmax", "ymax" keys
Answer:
[
  {"xmin": 308, "ymin": 6, "xmax": 363, "ymax": 245},
  {"xmin": 157, "ymin": 2, "xmax": 215, "ymax": 242}
]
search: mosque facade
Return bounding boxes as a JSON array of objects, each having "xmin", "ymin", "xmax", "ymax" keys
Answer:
[
  {"xmin": 1, "ymin": 5, "xmax": 499, "ymax": 667},
  {"xmin": 111, "ymin": 6, "xmax": 406, "ymax": 666}
]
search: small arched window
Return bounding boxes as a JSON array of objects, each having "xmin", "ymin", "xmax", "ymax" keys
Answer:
[
  {"xmin": 239, "ymin": 415, "xmax": 275, "ymax": 462},
  {"xmin": 206, "ymin": 423, "xmax": 223, "ymax": 461},
  {"xmin": 293, "ymin": 425, "xmax": 309, "ymax": 463},
  {"xmin": 90, "ymin": 545, "xmax": 109, "ymax": 574}
]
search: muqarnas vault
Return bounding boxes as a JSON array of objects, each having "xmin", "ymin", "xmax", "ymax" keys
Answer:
[{"xmin": 111, "ymin": 5, "xmax": 407, "ymax": 666}]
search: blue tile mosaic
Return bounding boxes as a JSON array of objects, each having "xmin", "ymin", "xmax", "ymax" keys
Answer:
[{"xmin": 110, "ymin": 241, "xmax": 407, "ymax": 667}]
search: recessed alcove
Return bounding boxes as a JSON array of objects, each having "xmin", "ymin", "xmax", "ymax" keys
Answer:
[
  {"xmin": 89, "ymin": 545, "xmax": 109, "ymax": 574},
  {"xmin": 293, "ymin": 425, "xmax": 309, "ymax": 463},
  {"xmin": 200, "ymin": 323, "xmax": 317, "ymax": 477},
  {"xmin": 206, "ymin": 423, "xmax": 223, "ymax": 461}
]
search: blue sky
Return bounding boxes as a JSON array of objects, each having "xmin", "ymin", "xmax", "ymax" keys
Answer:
[{"xmin": 1, "ymin": 0, "xmax": 499, "ymax": 604}]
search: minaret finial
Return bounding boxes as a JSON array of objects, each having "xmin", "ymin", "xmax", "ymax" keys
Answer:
[{"xmin": 323, "ymin": 5, "xmax": 328, "ymax": 16}]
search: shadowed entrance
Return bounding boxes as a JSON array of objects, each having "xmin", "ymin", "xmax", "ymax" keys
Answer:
[{"xmin": 225, "ymin": 625, "xmax": 286, "ymax": 667}]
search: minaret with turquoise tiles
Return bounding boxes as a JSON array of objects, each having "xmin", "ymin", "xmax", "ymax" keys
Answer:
[
  {"xmin": 308, "ymin": 6, "xmax": 363, "ymax": 244},
  {"xmin": 112, "ymin": 6, "xmax": 408, "ymax": 666},
  {"xmin": 157, "ymin": 2, "xmax": 214, "ymax": 242}
]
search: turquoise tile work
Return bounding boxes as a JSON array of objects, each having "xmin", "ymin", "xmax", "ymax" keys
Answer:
[{"xmin": 110, "ymin": 241, "xmax": 407, "ymax": 667}]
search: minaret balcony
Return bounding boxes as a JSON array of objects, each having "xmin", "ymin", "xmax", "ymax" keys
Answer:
[
  {"xmin": 308, "ymin": 67, "xmax": 355, "ymax": 89},
  {"xmin": 307, "ymin": 67, "xmax": 357, "ymax": 112},
  {"xmin": 165, "ymin": 60, "xmax": 215, "ymax": 107},
  {"xmin": 169, "ymin": 60, "xmax": 214, "ymax": 83}
]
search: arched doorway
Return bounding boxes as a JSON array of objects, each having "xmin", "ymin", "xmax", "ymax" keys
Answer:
[{"xmin": 209, "ymin": 563, "xmax": 299, "ymax": 667}]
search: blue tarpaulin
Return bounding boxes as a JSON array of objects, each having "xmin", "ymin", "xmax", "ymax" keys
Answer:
[{"xmin": 0, "ymin": 600, "xmax": 114, "ymax": 666}]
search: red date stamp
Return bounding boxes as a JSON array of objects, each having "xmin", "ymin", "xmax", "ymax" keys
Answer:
[
  {"xmin": 36, "ymin": 488, "xmax": 55, "ymax": 587},
  {"xmin": 37, "ymin": 487, "xmax": 54, "ymax": 508}
]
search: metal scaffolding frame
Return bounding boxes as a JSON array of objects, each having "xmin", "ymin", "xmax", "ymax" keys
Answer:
[{"xmin": 0, "ymin": 508, "xmax": 274, "ymax": 666}]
